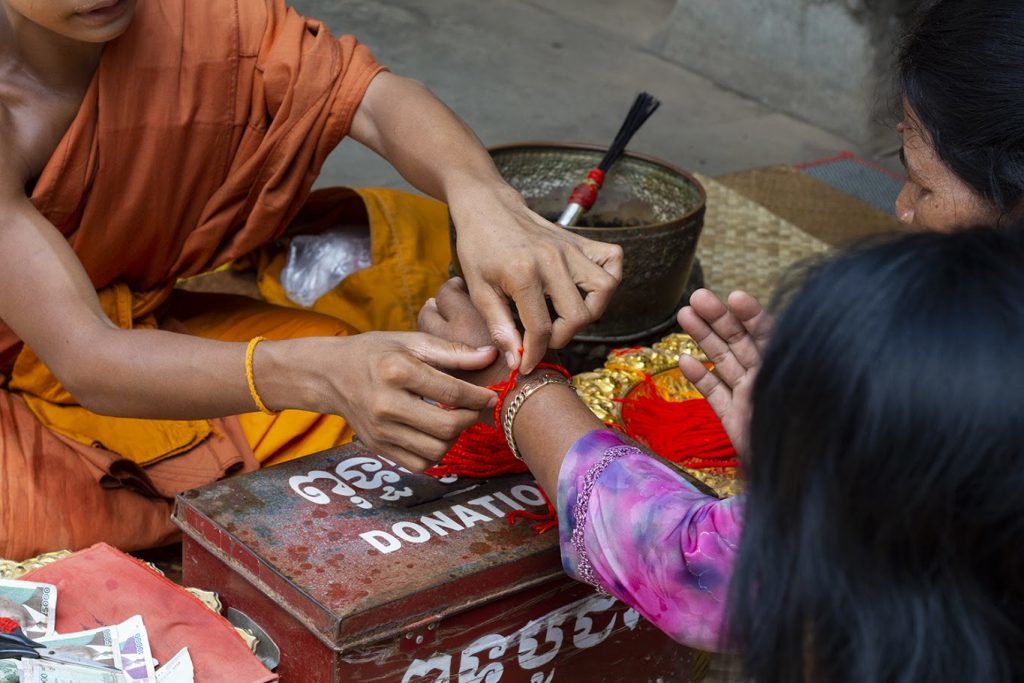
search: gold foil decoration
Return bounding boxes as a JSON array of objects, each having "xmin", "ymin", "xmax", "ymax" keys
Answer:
[
  {"xmin": 572, "ymin": 333, "xmax": 741, "ymax": 499},
  {"xmin": 0, "ymin": 550, "xmax": 72, "ymax": 580},
  {"xmin": 652, "ymin": 333, "xmax": 708, "ymax": 363}
]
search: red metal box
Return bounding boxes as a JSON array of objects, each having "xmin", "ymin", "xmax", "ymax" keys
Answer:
[{"xmin": 174, "ymin": 443, "xmax": 703, "ymax": 682}]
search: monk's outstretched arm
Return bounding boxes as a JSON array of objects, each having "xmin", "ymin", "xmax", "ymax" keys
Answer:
[
  {"xmin": 349, "ymin": 72, "xmax": 623, "ymax": 375},
  {"xmin": 0, "ymin": 164, "xmax": 498, "ymax": 470}
]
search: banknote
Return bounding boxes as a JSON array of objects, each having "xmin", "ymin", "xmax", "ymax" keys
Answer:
[
  {"xmin": 19, "ymin": 658, "xmax": 127, "ymax": 683},
  {"xmin": 153, "ymin": 648, "xmax": 193, "ymax": 683},
  {"xmin": 38, "ymin": 625, "xmax": 123, "ymax": 672},
  {"xmin": 115, "ymin": 616, "xmax": 156, "ymax": 682},
  {"xmin": 0, "ymin": 578, "xmax": 57, "ymax": 639},
  {"xmin": 0, "ymin": 658, "xmax": 18, "ymax": 683}
]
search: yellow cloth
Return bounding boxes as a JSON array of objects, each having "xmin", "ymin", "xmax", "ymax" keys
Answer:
[
  {"xmin": 9, "ymin": 285, "xmax": 214, "ymax": 467},
  {"xmin": 4, "ymin": 187, "xmax": 450, "ymax": 474},
  {"xmin": 165, "ymin": 290, "xmax": 359, "ymax": 468},
  {"xmin": 0, "ymin": 185, "xmax": 454, "ymax": 557},
  {"xmin": 239, "ymin": 410, "xmax": 353, "ymax": 467},
  {"xmin": 255, "ymin": 187, "xmax": 453, "ymax": 333}
]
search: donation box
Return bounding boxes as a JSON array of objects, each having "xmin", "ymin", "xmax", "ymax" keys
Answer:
[{"xmin": 174, "ymin": 443, "xmax": 704, "ymax": 682}]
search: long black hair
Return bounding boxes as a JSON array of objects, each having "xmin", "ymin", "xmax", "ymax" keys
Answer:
[
  {"xmin": 728, "ymin": 226, "xmax": 1024, "ymax": 682},
  {"xmin": 899, "ymin": 0, "xmax": 1024, "ymax": 212}
]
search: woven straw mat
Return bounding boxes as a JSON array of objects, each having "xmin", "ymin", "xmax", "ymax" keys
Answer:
[
  {"xmin": 694, "ymin": 173, "xmax": 830, "ymax": 304},
  {"xmin": 0, "ymin": 551, "xmax": 72, "ymax": 580},
  {"xmin": 715, "ymin": 165, "xmax": 901, "ymax": 247}
]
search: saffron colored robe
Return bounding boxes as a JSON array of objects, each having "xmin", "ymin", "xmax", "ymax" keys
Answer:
[{"xmin": 0, "ymin": 0, "xmax": 451, "ymax": 560}]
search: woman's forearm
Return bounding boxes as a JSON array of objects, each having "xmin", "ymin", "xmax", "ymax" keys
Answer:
[
  {"xmin": 505, "ymin": 370, "xmax": 743, "ymax": 651},
  {"xmin": 508, "ymin": 373, "xmax": 607, "ymax": 497}
]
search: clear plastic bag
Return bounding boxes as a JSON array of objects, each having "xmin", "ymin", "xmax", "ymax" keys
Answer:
[{"xmin": 279, "ymin": 227, "xmax": 372, "ymax": 307}]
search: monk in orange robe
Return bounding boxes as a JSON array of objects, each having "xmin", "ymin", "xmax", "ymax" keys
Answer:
[{"xmin": 0, "ymin": 0, "xmax": 622, "ymax": 559}]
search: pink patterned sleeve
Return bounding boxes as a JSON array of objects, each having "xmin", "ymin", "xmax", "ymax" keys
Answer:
[{"xmin": 557, "ymin": 429, "xmax": 743, "ymax": 651}]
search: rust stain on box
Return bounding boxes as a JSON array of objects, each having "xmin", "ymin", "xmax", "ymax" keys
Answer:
[
  {"xmin": 175, "ymin": 443, "xmax": 700, "ymax": 681},
  {"xmin": 176, "ymin": 444, "xmax": 562, "ymax": 646}
]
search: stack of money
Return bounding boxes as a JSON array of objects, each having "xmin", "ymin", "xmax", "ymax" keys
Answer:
[{"xmin": 0, "ymin": 579, "xmax": 194, "ymax": 683}]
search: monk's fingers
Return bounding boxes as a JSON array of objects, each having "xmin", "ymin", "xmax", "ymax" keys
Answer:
[
  {"xmin": 565, "ymin": 242, "xmax": 621, "ymax": 323},
  {"xmin": 687, "ymin": 289, "xmax": 763, "ymax": 372},
  {"xmin": 507, "ymin": 275, "xmax": 553, "ymax": 374},
  {"xmin": 399, "ymin": 392, "xmax": 481, "ymax": 438},
  {"xmin": 354, "ymin": 393, "xmax": 475, "ymax": 468},
  {"xmin": 678, "ymin": 354, "xmax": 734, "ymax": 423},
  {"xmin": 543, "ymin": 259, "xmax": 594, "ymax": 351},
  {"xmin": 402, "ymin": 362, "xmax": 496, "ymax": 413},
  {"xmin": 357, "ymin": 394, "xmax": 477, "ymax": 462},
  {"xmin": 353, "ymin": 428, "xmax": 436, "ymax": 472},
  {"xmin": 469, "ymin": 283, "xmax": 523, "ymax": 370},
  {"xmin": 726, "ymin": 290, "xmax": 774, "ymax": 351},
  {"xmin": 677, "ymin": 305, "xmax": 749, "ymax": 389},
  {"xmin": 387, "ymin": 419, "xmax": 470, "ymax": 465},
  {"xmin": 569, "ymin": 231, "xmax": 624, "ymax": 285},
  {"xmin": 405, "ymin": 333, "xmax": 498, "ymax": 375}
]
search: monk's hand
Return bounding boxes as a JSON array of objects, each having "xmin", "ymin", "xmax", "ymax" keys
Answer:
[
  {"xmin": 450, "ymin": 184, "xmax": 622, "ymax": 374},
  {"xmin": 331, "ymin": 332, "xmax": 498, "ymax": 471},
  {"xmin": 676, "ymin": 289, "xmax": 773, "ymax": 459},
  {"xmin": 418, "ymin": 277, "xmax": 510, "ymax": 389}
]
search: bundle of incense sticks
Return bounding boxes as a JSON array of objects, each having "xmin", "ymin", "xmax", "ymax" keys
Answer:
[{"xmin": 556, "ymin": 92, "xmax": 661, "ymax": 227}]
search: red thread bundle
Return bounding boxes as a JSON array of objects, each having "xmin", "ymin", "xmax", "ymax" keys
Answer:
[
  {"xmin": 619, "ymin": 375, "xmax": 738, "ymax": 469},
  {"xmin": 426, "ymin": 360, "xmax": 570, "ymax": 533},
  {"xmin": 427, "ymin": 361, "xmax": 738, "ymax": 534}
]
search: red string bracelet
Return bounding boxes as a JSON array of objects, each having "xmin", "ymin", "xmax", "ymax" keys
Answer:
[{"xmin": 427, "ymin": 351, "xmax": 570, "ymax": 533}]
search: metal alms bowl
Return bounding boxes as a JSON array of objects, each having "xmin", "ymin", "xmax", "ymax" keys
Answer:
[{"xmin": 451, "ymin": 143, "xmax": 706, "ymax": 342}]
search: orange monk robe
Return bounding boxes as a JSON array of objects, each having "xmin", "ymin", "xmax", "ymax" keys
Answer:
[{"xmin": 0, "ymin": 0, "xmax": 450, "ymax": 560}]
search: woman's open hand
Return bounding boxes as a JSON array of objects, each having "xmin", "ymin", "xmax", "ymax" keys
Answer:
[{"xmin": 676, "ymin": 289, "xmax": 773, "ymax": 459}]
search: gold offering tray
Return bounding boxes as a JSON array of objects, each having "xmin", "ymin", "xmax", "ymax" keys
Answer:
[{"xmin": 573, "ymin": 333, "xmax": 742, "ymax": 498}]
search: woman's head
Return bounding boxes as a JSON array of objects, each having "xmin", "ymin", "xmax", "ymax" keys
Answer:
[
  {"xmin": 731, "ymin": 226, "xmax": 1024, "ymax": 681},
  {"xmin": 1, "ymin": 0, "xmax": 135, "ymax": 44},
  {"xmin": 897, "ymin": 0, "xmax": 1024, "ymax": 230}
]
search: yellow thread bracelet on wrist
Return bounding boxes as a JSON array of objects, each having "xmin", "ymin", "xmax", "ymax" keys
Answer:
[{"xmin": 245, "ymin": 336, "xmax": 276, "ymax": 415}]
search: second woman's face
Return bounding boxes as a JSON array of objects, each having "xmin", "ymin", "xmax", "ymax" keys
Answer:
[{"xmin": 895, "ymin": 102, "xmax": 1000, "ymax": 232}]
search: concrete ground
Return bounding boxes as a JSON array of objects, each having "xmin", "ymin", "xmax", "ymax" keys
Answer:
[{"xmin": 293, "ymin": 0, "xmax": 895, "ymax": 192}]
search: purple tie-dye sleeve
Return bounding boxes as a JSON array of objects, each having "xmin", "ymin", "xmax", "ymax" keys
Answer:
[{"xmin": 557, "ymin": 429, "xmax": 744, "ymax": 652}]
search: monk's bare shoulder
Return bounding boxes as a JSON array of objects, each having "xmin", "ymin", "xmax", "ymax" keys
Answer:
[{"xmin": 0, "ymin": 106, "xmax": 31, "ymax": 201}]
